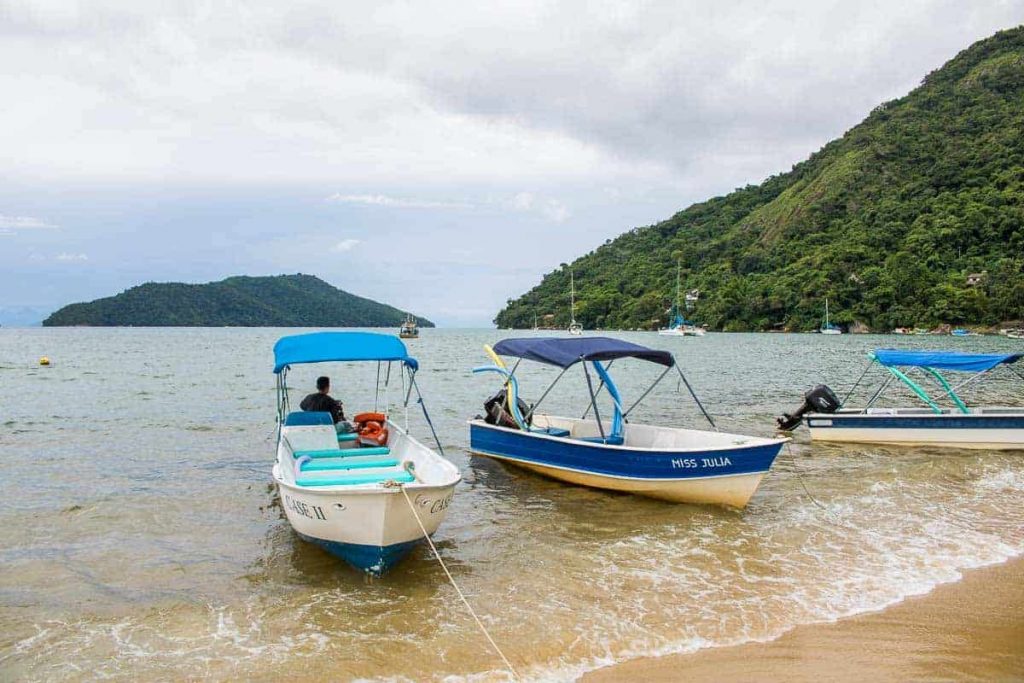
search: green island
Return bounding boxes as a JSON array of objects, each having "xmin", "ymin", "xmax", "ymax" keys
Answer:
[
  {"xmin": 496, "ymin": 27, "xmax": 1024, "ymax": 332},
  {"xmin": 42, "ymin": 274, "xmax": 434, "ymax": 328}
]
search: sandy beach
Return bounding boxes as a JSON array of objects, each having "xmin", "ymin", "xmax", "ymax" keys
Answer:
[{"xmin": 584, "ymin": 556, "xmax": 1024, "ymax": 681}]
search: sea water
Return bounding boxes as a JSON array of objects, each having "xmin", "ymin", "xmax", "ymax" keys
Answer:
[{"xmin": 1, "ymin": 328, "xmax": 1022, "ymax": 681}]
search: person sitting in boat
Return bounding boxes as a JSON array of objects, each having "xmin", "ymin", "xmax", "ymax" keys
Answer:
[{"xmin": 300, "ymin": 376, "xmax": 353, "ymax": 433}]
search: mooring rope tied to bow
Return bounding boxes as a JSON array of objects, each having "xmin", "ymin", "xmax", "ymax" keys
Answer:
[{"xmin": 398, "ymin": 485, "xmax": 519, "ymax": 680}]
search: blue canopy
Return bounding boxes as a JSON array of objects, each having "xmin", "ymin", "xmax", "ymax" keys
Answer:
[
  {"xmin": 493, "ymin": 337, "xmax": 675, "ymax": 369},
  {"xmin": 273, "ymin": 332, "xmax": 417, "ymax": 373},
  {"xmin": 873, "ymin": 349, "xmax": 1021, "ymax": 373}
]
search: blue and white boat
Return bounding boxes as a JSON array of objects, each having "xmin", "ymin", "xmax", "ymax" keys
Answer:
[
  {"xmin": 469, "ymin": 337, "xmax": 787, "ymax": 508},
  {"xmin": 271, "ymin": 332, "xmax": 461, "ymax": 575},
  {"xmin": 788, "ymin": 349, "xmax": 1024, "ymax": 449}
]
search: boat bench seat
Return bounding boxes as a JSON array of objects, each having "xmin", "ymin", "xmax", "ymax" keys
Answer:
[
  {"xmin": 293, "ymin": 446, "xmax": 391, "ymax": 459},
  {"xmin": 575, "ymin": 435, "xmax": 626, "ymax": 446},
  {"xmin": 295, "ymin": 468, "xmax": 415, "ymax": 487},
  {"xmin": 532, "ymin": 426, "xmax": 571, "ymax": 438},
  {"xmin": 284, "ymin": 411, "xmax": 334, "ymax": 427},
  {"xmin": 300, "ymin": 455, "xmax": 400, "ymax": 471},
  {"xmin": 337, "ymin": 432, "xmax": 359, "ymax": 443}
]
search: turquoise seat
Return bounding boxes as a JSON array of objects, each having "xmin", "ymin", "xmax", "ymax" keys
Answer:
[
  {"xmin": 294, "ymin": 446, "xmax": 391, "ymax": 459},
  {"xmin": 337, "ymin": 432, "xmax": 359, "ymax": 443},
  {"xmin": 534, "ymin": 426, "xmax": 570, "ymax": 438},
  {"xmin": 300, "ymin": 455, "xmax": 400, "ymax": 471},
  {"xmin": 295, "ymin": 469, "xmax": 415, "ymax": 487}
]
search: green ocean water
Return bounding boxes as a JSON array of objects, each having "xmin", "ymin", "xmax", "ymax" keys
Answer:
[{"xmin": 1, "ymin": 328, "xmax": 1022, "ymax": 681}]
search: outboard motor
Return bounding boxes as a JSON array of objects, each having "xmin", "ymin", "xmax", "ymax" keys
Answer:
[
  {"xmin": 482, "ymin": 390, "xmax": 532, "ymax": 429},
  {"xmin": 776, "ymin": 384, "xmax": 840, "ymax": 431}
]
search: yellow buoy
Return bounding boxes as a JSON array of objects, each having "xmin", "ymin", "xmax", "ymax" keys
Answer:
[{"xmin": 39, "ymin": 356, "xmax": 50, "ymax": 366}]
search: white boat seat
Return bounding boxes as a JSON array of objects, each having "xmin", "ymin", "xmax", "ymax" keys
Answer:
[
  {"xmin": 295, "ymin": 467, "xmax": 415, "ymax": 487},
  {"xmin": 576, "ymin": 435, "xmax": 625, "ymax": 445},
  {"xmin": 294, "ymin": 446, "xmax": 391, "ymax": 459}
]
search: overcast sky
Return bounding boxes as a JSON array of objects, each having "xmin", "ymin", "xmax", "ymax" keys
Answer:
[{"xmin": 1, "ymin": 0, "xmax": 1022, "ymax": 326}]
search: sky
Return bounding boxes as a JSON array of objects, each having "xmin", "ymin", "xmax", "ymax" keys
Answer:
[{"xmin": 1, "ymin": 1, "xmax": 1022, "ymax": 326}]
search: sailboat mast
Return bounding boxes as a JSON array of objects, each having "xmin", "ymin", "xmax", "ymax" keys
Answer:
[{"xmin": 571, "ymin": 271, "xmax": 576, "ymax": 322}]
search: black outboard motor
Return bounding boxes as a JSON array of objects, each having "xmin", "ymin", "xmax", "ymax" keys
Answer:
[
  {"xmin": 776, "ymin": 384, "xmax": 840, "ymax": 431},
  {"xmin": 482, "ymin": 390, "xmax": 532, "ymax": 429}
]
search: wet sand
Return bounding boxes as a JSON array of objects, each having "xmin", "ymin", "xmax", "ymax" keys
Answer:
[{"xmin": 584, "ymin": 556, "xmax": 1024, "ymax": 682}]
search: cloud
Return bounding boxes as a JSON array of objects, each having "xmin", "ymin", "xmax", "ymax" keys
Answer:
[
  {"xmin": 56, "ymin": 252, "xmax": 88, "ymax": 261},
  {"xmin": 504, "ymin": 192, "xmax": 571, "ymax": 223},
  {"xmin": 327, "ymin": 193, "xmax": 473, "ymax": 210},
  {"xmin": 332, "ymin": 238, "xmax": 361, "ymax": 252},
  {"xmin": 0, "ymin": 215, "xmax": 58, "ymax": 231}
]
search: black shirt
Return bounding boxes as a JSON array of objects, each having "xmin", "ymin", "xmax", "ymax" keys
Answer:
[{"xmin": 299, "ymin": 392, "xmax": 345, "ymax": 423}]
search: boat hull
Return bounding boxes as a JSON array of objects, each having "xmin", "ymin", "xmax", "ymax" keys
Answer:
[
  {"xmin": 469, "ymin": 421, "xmax": 785, "ymax": 508},
  {"xmin": 806, "ymin": 412, "xmax": 1024, "ymax": 449},
  {"xmin": 273, "ymin": 465, "xmax": 457, "ymax": 575}
]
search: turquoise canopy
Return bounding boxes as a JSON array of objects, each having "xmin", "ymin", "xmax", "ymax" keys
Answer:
[
  {"xmin": 872, "ymin": 349, "xmax": 1021, "ymax": 373},
  {"xmin": 273, "ymin": 332, "xmax": 417, "ymax": 373}
]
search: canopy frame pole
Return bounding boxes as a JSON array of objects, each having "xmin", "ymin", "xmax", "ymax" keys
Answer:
[
  {"xmin": 948, "ymin": 366, "xmax": 998, "ymax": 394},
  {"xmin": 674, "ymin": 363, "xmax": 718, "ymax": 431},
  {"xmin": 384, "ymin": 361, "xmax": 393, "ymax": 414},
  {"xmin": 374, "ymin": 361, "xmax": 382, "ymax": 412},
  {"xmin": 864, "ymin": 372, "xmax": 895, "ymax": 409},
  {"xmin": 841, "ymin": 360, "xmax": 874, "ymax": 407},
  {"xmin": 581, "ymin": 359, "xmax": 606, "ymax": 441},
  {"xmin": 522, "ymin": 365, "xmax": 571, "ymax": 424},
  {"xmin": 411, "ymin": 371, "xmax": 444, "ymax": 455},
  {"xmin": 401, "ymin": 362, "xmax": 410, "ymax": 431},
  {"xmin": 885, "ymin": 366, "xmax": 942, "ymax": 413},
  {"xmin": 922, "ymin": 367, "xmax": 969, "ymax": 414},
  {"xmin": 623, "ymin": 364, "xmax": 672, "ymax": 419},
  {"xmin": 582, "ymin": 360, "xmax": 614, "ymax": 419}
]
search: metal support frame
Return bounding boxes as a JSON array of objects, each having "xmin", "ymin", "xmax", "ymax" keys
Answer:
[
  {"xmin": 582, "ymin": 360, "xmax": 614, "ymax": 419},
  {"xmin": 623, "ymin": 364, "xmax": 673, "ymax": 418},
  {"xmin": 581, "ymin": 359, "xmax": 606, "ymax": 441},
  {"xmin": 522, "ymin": 365, "xmax": 571, "ymax": 423},
  {"xmin": 674, "ymin": 364, "xmax": 718, "ymax": 431}
]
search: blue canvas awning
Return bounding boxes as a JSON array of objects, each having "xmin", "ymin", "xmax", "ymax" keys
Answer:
[
  {"xmin": 273, "ymin": 332, "xmax": 417, "ymax": 373},
  {"xmin": 492, "ymin": 337, "xmax": 675, "ymax": 369},
  {"xmin": 872, "ymin": 349, "xmax": 1021, "ymax": 373}
]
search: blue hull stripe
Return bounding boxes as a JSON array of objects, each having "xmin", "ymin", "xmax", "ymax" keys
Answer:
[
  {"xmin": 469, "ymin": 424, "xmax": 782, "ymax": 480},
  {"xmin": 809, "ymin": 415, "xmax": 1024, "ymax": 430},
  {"xmin": 297, "ymin": 532, "xmax": 421, "ymax": 575}
]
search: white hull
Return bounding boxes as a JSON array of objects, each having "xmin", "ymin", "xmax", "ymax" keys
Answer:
[
  {"xmin": 484, "ymin": 455, "xmax": 767, "ymax": 508},
  {"xmin": 658, "ymin": 325, "xmax": 705, "ymax": 336},
  {"xmin": 275, "ymin": 419, "xmax": 460, "ymax": 572},
  {"xmin": 806, "ymin": 409, "xmax": 1024, "ymax": 449},
  {"xmin": 808, "ymin": 426, "xmax": 1024, "ymax": 449},
  {"xmin": 820, "ymin": 329, "xmax": 842, "ymax": 335}
]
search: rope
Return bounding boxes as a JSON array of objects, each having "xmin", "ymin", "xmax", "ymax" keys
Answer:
[{"xmin": 398, "ymin": 486, "xmax": 519, "ymax": 680}]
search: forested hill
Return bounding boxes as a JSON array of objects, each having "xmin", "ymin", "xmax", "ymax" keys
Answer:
[
  {"xmin": 496, "ymin": 27, "xmax": 1024, "ymax": 332},
  {"xmin": 42, "ymin": 274, "xmax": 435, "ymax": 327}
]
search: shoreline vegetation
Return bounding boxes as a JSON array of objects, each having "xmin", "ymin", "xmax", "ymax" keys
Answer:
[
  {"xmin": 495, "ymin": 27, "xmax": 1024, "ymax": 333},
  {"xmin": 41, "ymin": 274, "xmax": 434, "ymax": 328}
]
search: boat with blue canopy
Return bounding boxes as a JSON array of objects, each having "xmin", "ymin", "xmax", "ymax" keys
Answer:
[
  {"xmin": 271, "ymin": 331, "xmax": 461, "ymax": 575},
  {"xmin": 778, "ymin": 349, "xmax": 1024, "ymax": 449},
  {"xmin": 468, "ymin": 337, "xmax": 788, "ymax": 508}
]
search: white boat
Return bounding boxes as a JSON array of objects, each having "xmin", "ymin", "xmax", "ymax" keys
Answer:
[
  {"xmin": 271, "ymin": 332, "xmax": 461, "ymax": 575},
  {"xmin": 398, "ymin": 314, "xmax": 419, "ymax": 339},
  {"xmin": 658, "ymin": 262, "xmax": 705, "ymax": 336},
  {"xmin": 778, "ymin": 349, "xmax": 1024, "ymax": 449},
  {"xmin": 568, "ymin": 271, "xmax": 583, "ymax": 335},
  {"xmin": 820, "ymin": 298, "xmax": 842, "ymax": 334},
  {"xmin": 470, "ymin": 337, "xmax": 788, "ymax": 508}
]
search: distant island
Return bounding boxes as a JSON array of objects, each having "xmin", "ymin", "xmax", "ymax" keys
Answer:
[
  {"xmin": 42, "ymin": 274, "xmax": 435, "ymax": 328},
  {"xmin": 496, "ymin": 27, "xmax": 1024, "ymax": 332}
]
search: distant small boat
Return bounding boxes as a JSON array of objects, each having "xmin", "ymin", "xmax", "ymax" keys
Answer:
[
  {"xmin": 271, "ymin": 332, "xmax": 460, "ymax": 575},
  {"xmin": 568, "ymin": 271, "xmax": 583, "ymax": 335},
  {"xmin": 951, "ymin": 328, "xmax": 975, "ymax": 337},
  {"xmin": 778, "ymin": 349, "xmax": 1024, "ymax": 449},
  {"xmin": 469, "ymin": 337, "xmax": 787, "ymax": 508},
  {"xmin": 659, "ymin": 262, "xmax": 705, "ymax": 336},
  {"xmin": 820, "ymin": 298, "xmax": 842, "ymax": 334},
  {"xmin": 399, "ymin": 314, "xmax": 419, "ymax": 339},
  {"xmin": 1005, "ymin": 328, "xmax": 1024, "ymax": 340}
]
